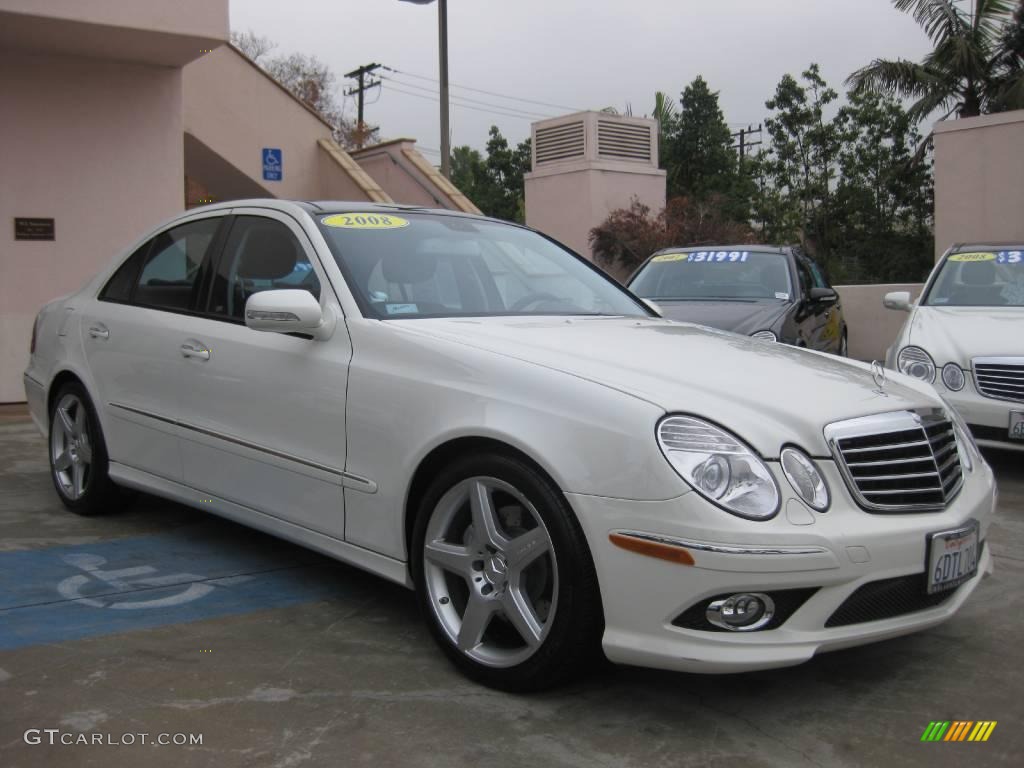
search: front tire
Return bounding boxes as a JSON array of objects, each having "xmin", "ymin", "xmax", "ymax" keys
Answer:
[
  {"xmin": 48, "ymin": 382, "xmax": 119, "ymax": 515},
  {"xmin": 412, "ymin": 452, "xmax": 602, "ymax": 691}
]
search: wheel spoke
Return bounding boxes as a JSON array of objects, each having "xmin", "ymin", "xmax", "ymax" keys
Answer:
[
  {"xmin": 469, "ymin": 480, "xmax": 507, "ymax": 550},
  {"xmin": 77, "ymin": 441, "xmax": 92, "ymax": 465},
  {"xmin": 501, "ymin": 587, "xmax": 543, "ymax": 647},
  {"xmin": 54, "ymin": 451, "xmax": 73, "ymax": 472},
  {"xmin": 424, "ymin": 540, "xmax": 476, "ymax": 579},
  {"xmin": 57, "ymin": 406, "xmax": 75, "ymax": 439},
  {"xmin": 505, "ymin": 526, "xmax": 550, "ymax": 571},
  {"xmin": 73, "ymin": 402, "xmax": 87, "ymax": 438},
  {"xmin": 71, "ymin": 460, "xmax": 85, "ymax": 498},
  {"xmin": 457, "ymin": 593, "xmax": 497, "ymax": 651}
]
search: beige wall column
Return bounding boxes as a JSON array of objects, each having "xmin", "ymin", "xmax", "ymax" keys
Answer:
[
  {"xmin": 933, "ymin": 110, "xmax": 1024, "ymax": 260},
  {"xmin": 524, "ymin": 112, "xmax": 666, "ymax": 264}
]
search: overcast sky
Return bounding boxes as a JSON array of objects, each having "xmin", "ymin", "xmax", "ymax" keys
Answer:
[{"xmin": 229, "ymin": 0, "xmax": 936, "ymax": 159}]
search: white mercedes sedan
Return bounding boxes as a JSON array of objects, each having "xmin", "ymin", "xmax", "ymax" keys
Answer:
[
  {"xmin": 885, "ymin": 244, "xmax": 1024, "ymax": 452},
  {"xmin": 25, "ymin": 201, "xmax": 996, "ymax": 691}
]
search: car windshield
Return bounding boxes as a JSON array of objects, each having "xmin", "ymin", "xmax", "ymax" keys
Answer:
[
  {"xmin": 315, "ymin": 211, "xmax": 648, "ymax": 319},
  {"xmin": 629, "ymin": 249, "xmax": 793, "ymax": 301},
  {"xmin": 925, "ymin": 249, "xmax": 1024, "ymax": 307}
]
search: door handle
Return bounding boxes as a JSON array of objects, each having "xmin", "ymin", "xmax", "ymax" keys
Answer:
[
  {"xmin": 88, "ymin": 325, "xmax": 109, "ymax": 340},
  {"xmin": 180, "ymin": 342, "xmax": 211, "ymax": 361}
]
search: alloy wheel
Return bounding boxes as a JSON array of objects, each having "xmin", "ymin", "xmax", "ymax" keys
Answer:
[
  {"xmin": 50, "ymin": 393, "xmax": 92, "ymax": 500},
  {"xmin": 422, "ymin": 476, "xmax": 558, "ymax": 668}
]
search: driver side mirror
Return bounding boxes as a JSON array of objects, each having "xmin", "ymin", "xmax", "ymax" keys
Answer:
[
  {"xmin": 883, "ymin": 291, "xmax": 912, "ymax": 312},
  {"xmin": 245, "ymin": 289, "xmax": 334, "ymax": 340},
  {"xmin": 809, "ymin": 287, "xmax": 838, "ymax": 305}
]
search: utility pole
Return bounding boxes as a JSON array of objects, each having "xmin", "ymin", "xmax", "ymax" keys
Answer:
[
  {"xmin": 438, "ymin": 0, "xmax": 450, "ymax": 178},
  {"xmin": 730, "ymin": 124, "xmax": 763, "ymax": 160},
  {"xmin": 344, "ymin": 62, "xmax": 382, "ymax": 148}
]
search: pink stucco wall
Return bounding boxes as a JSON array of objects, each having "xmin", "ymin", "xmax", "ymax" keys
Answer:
[
  {"xmin": 354, "ymin": 146, "xmax": 447, "ymax": 208},
  {"xmin": 0, "ymin": 50, "xmax": 184, "ymax": 401},
  {"xmin": 934, "ymin": 110, "xmax": 1024, "ymax": 259}
]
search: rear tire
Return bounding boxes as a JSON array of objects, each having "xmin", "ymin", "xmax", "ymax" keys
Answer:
[
  {"xmin": 412, "ymin": 452, "xmax": 603, "ymax": 691},
  {"xmin": 48, "ymin": 381, "xmax": 120, "ymax": 516}
]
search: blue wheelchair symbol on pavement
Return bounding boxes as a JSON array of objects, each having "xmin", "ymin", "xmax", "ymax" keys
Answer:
[{"xmin": 263, "ymin": 148, "xmax": 282, "ymax": 181}]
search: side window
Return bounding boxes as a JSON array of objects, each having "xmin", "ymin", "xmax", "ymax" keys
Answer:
[
  {"xmin": 807, "ymin": 259, "xmax": 830, "ymax": 289},
  {"xmin": 794, "ymin": 258, "xmax": 814, "ymax": 296},
  {"xmin": 99, "ymin": 241, "xmax": 151, "ymax": 303},
  {"xmin": 208, "ymin": 217, "xmax": 321, "ymax": 321},
  {"xmin": 133, "ymin": 218, "xmax": 220, "ymax": 312}
]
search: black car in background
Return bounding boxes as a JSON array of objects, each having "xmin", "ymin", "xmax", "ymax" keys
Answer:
[{"xmin": 628, "ymin": 245, "xmax": 848, "ymax": 355}]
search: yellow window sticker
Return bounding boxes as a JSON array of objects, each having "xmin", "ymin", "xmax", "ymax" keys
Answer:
[
  {"xmin": 948, "ymin": 252, "xmax": 996, "ymax": 262},
  {"xmin": 651, "ymin": 253, "xmax": 687, "ymax": 263},
  {"xmin": 321, "ymin": 213, "xmax": 410, "ymax": 230}
]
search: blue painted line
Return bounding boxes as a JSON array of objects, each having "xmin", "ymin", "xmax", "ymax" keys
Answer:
[{"xmin": 0, "ymin": 528, "xmax": 355, "ymax": 650}]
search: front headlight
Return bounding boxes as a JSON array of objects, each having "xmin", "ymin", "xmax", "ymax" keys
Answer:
[
  {"xmin": 780, "ymin": 447, "xmax": 830, "ymax": 511},
  {"xmin": 941, "ymin": 362, "xmax": 966, "ymax": 391},
  {"xmin": 657, "ymin": 416, "xmax": 780, "ymax": 520},
  {"xmin": 897, "ymin": 346, "xmax": 936, "ymax": 382}
]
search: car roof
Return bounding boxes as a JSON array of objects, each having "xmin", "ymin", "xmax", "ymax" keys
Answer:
[
  {"xmin": 181, "ymin": 199, "xmax": 501, "ymax": 225},
  {"xmin": 950, "ymin": 241, "xmax": 1024, "ymax": 252}
]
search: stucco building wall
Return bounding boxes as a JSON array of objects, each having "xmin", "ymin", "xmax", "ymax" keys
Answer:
[
  {"xmin": 0, "ymin": 50, "xmax": 184, "ymax": 401},
  {"xmin": 933, "ymin": 110, "xmax": 1024, "ymax": 259}
]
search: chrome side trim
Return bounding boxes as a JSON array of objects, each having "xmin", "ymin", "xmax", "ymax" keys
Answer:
[
  {"xmin": 613, "ymin": 531, "xmax": 830, "ymax": 557},
  {"xmin": 108, "ymin": 401, "xmax": 377, "ymax": 492},
  {"xmin": 109, "ymin": 401, "xmax": 177, "ymax": 427}
]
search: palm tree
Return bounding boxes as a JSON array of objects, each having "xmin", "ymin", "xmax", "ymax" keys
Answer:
[{"xmin": 847, "ymin": 0, "xmax": 1024, "ymax": 121}]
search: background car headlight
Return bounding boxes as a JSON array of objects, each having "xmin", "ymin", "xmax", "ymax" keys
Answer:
[
  {"xmin": 897, "ymin": 346, "xmax": 936, "ymax": 383},
  {"xmin": 941, "ymin": 362, "xmax": 966, "ymax": 391},
  {"xmin": 657, "ymin": 416, "xmax": 780, "ymax": 520},
  {"xmin": 751, "ymin": 330, "xmax": 777, "ymax": 342},
  {"xmin": 780, "ymin": 447, "xmax": 829, "ymax": 511}
]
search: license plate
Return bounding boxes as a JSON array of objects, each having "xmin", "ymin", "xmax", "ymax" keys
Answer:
[
  {"xmin": 1010, "ymin": 411, "xmax": 1024, "ymax": 441},
  {"xmin": 926, "ymin": 521, "xmax": 980, "ymax": 595}
]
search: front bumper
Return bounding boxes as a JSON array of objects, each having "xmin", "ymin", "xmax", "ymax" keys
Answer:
[
  {"xmin": 568, "ymin": 459, "xmax": 996, "ymax": 674},
  {"xmin": 937, "ymin": 376, "xmax": 1024, "ymax": 451}
]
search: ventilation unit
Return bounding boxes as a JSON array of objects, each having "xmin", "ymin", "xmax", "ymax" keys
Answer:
[
  {"xmin": 597, "ymin": 120, "xmax": 652, "ymax": 162},
  {"xmin": 534, "ymin": 120, "xmax": 586, "ymax": 165}
]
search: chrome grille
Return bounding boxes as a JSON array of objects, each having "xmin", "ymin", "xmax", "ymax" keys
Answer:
[
  {"xmin": 973, "ymin": 357, "xmax": 1024, "ymax": 403},
  {"xmin": 824, "ymin": 410, "xmax": 963, "ymax": 512}
]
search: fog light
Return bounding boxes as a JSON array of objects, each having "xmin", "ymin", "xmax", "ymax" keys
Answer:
[{"xmin": 705, "ymin": 593, "xmax": 775, "ymax": 631}]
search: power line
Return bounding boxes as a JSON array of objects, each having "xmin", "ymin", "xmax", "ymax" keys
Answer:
[
  {"xmin": 380, "ymin": 75, "xmax": 554, "ymax": 120},
  {"xmin": 382, "ymin": 83, "xmax": 545, "ymax": 122},
  {"xmin": 383, "ymin": 66, "xmax": 582, "ymax": 113}
]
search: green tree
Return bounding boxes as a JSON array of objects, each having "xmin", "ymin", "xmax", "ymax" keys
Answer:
[
  {"xmin": 752, "ymin": 65, "xmax": 843, "ymax": 265},
  {"xmin": 832, "ymin": 90, "xmax": 934, "ymax": 282},
  {"xmin": 662, "ymin": 77, "xmax": 737, "ymax": 202},
  {"xmin": 450, "ymin": 127, "xmax": 531, "ymax": 223},
  {"xmin": 847, "ymin": 0, "xmax": 1024, "ymax": 120}
]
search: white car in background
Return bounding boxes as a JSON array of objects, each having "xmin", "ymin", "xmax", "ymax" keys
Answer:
[
  {"xmin": 885, "ymin": 243, "xmax": 1024, "ymax": 452},
  {"xmin": 25, "ymin": 201, "xmax": 996, "ymax": 691}
]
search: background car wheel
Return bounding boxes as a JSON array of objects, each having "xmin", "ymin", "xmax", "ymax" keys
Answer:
[
  {"xmin": 412, "ymin": 452, "xmax": 603, "ymax": 691},
  {"xmin": 839, "ymin": 330, "xmax": 849, "ymax": 357},
  {"xmin": 48, "ymin": 382, "xmax": 120, "ymax": 515}
]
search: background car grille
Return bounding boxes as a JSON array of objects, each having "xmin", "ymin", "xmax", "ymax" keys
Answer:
[
  {"xmin": 973, "ymin": 358, "xmax": 1024, "ymax": 403},
  {"xmin": 825, "ymin": 410, "xmax": 963, "ymax": 512}
]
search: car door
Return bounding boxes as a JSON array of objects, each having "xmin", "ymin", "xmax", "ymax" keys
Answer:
[
  {"xmin": 170, "ymin": 209, "xmax": 350, "ymax": 540},
  {"xmin": 79, "ymin": 214, "xmax": 224, "ymax": 482},
  {"xmin": 792, "ymin": 256, "xmax": 828, "ymax": 350}
]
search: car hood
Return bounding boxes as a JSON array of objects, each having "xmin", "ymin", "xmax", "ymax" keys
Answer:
[
  {"xmin": 907, "ymin": 306, "xmax": 1024, "ymax": 365},
  {"xmin": 394, "ymin": 316, "xmax": 940, "ymax": 457},
  {"xmin": 652, "ymin": 299, "xmax": 789, "ymax": 336}
]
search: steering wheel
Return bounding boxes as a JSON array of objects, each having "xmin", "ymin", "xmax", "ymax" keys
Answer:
[{"xmin": 510, "ymin": 292, "xmax": 562, "ymax": 312}]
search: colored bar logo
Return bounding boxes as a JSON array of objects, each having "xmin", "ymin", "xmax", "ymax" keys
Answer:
[{"xmin": 920, "ymin": 721, "xmax": 997, "ymax": 742}]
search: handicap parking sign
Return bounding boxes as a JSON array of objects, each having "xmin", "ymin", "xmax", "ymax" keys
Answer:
[{"xmin": 262, "ymin": 148, "xmax": 282, "ymax": 181}]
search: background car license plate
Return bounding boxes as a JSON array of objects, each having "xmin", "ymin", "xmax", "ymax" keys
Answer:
[
  {"xmin": 1009, "ymin": 411, "xmax": 1024, "ymax": 441},
  {"xmin": 927, "ymin": 522, "xmax": 979, "ymax": 594}
]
